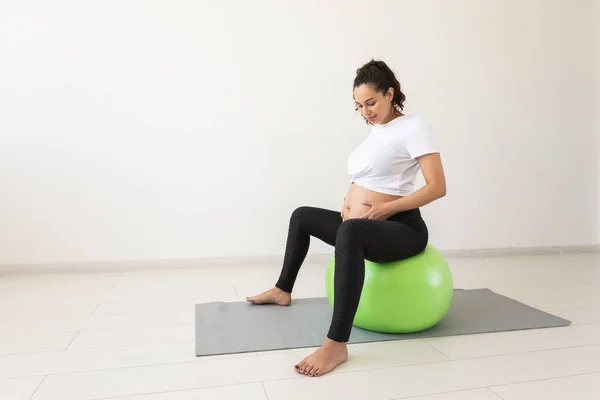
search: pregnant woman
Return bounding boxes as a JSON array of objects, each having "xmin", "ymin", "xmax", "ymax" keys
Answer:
[{"xmin": 246, "ymin": 59, "xmax": 447, "ymax": 377}]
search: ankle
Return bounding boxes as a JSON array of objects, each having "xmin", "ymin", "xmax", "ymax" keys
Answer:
[
  {"xmin": 273, "ymin": 286, "xmax": 291, "ymax": 295},
  {"xmin": 324, "ymin": 338, "xmax": 347, "ymax": 348}
]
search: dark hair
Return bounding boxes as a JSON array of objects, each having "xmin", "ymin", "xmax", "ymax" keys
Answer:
[{"xmin": 353, "ymin": 59, "xmax": 406, "ymax": 121}]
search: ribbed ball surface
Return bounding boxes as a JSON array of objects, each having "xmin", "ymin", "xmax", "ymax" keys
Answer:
[{"xmin": 326, "ymin": 245, "xmax": 453, "ymax": 333}]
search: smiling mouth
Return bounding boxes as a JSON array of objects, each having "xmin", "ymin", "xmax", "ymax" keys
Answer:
[{"xmin": 368, "ymin": 115, "xmax": 377, "ymax": 121}]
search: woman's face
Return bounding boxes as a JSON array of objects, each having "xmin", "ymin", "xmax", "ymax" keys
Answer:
[{"xmin": 353, "ymin": 84, "xmax": 394, "ymax": 125}]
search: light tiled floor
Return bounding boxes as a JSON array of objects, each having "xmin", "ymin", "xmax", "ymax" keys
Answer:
[{"xmin": 0, "ymin": 251, "xmax": 599, "ymax": 399}]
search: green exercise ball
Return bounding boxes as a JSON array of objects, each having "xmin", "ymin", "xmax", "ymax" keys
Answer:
[{"xmin": 325, "ymin": 245, "xmax": 453, "ymax": 333}]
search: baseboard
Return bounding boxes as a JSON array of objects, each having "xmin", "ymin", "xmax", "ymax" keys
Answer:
[
  {"xmin": 439, "ymin": 246, "xmax": 563, "ymax": 257},
  {"xmin": 558, "ymin": 244, "xmax": 600, "ymax": 254},
  {"xmin": 0, "ymin": 245, "xmax": 598, "ymax": 274},
  {"xmin": 0, "ymin": 254, "xmax": 288, "ymax": 274},
  {"xmin": 310, "ymin": 245, "xmax": 600, "ymax": 260},
  {"xmin": 438, "ymin": 245, "xmax": 600, "ymax": 258},
  {"xmin": 307, "ymin": 245, "xmax": 600, "ymax": 259}
]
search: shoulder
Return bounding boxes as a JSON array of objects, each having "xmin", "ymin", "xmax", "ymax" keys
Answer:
[
  {"xmin": 382, "ymin": 115, "xmax": 434, "ymax": 142},
  {"xmin": 379, "ymin": 114, "xmax": 432, "ymax": 134},
  {"xmin": 399, "ymin": 115, "xmax": 432, "ymax": 132},
  {"xmin": 399, "ymin": 115, "xmax": 435, "ymax": 140},
  {"xmin": 398, "ymin": 115, "xmax": 438, "ymax": 157}
]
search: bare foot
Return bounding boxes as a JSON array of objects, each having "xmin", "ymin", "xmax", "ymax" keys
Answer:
[
  {"xmin": 245, "ymin": 287, "xmax": 291, "ymax": 306},
  {"xmin": 294, "ymin": 338, "xmax": 348, "ymax": 377}
]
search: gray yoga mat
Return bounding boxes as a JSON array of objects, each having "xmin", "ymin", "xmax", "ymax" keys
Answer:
[{"xmin": 194, "ymin": 288, "xmax": 571, "ymax": 357}]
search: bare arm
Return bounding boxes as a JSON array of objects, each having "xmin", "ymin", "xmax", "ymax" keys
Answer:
[{"xmin": 388, "ymin": 153, "xmax": 446, "ymax": 213}]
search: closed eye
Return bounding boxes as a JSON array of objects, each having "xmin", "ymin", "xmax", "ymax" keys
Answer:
[{"xmin": 354, "ymin": 102, "xmax": 376, "ymax": 108}]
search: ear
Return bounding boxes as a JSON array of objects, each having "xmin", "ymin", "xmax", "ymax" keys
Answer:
[{"xmin": 386, "ymin": 87, "xmax": 394, "ymax": 101}]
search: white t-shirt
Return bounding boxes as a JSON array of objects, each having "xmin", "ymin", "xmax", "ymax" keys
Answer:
[{"xmin": 348, "ymin": 114, "xmax": 438, "ymax": 196}]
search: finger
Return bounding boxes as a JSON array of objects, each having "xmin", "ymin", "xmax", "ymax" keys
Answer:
[
  {"xmin": 369, "ymin": 210, "xmax": 380, "ymax": 219},
  {"xmin": 361, "ymin": 200, "xmax": 372, "ymax": 206}
]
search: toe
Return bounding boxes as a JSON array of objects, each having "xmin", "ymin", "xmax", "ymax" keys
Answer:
[
  {"xmin": 301, "ymin": 363, "xmax": 311, "ymax": 375},
  {"xmin": 295, "ymin": 359, "xmax": 306, "ymax": 373},
  {"xmin": 305, "ymin": 364, "xmax": 315, "ymax": 376}
]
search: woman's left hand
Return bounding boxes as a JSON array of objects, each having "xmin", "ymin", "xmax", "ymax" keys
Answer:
[{"xmin": 360, "ymin": 200, "xmax": 394, "ymax": 220}]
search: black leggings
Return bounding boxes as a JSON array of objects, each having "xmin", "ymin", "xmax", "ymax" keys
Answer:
[{"xmin": 275, "ymin": 206, "xmax": 429, "ymax": 342}]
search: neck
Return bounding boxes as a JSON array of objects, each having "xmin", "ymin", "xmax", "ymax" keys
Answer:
[{"xmin": 380, "ymin": 110, "xmax": 404, "ymax": 125}]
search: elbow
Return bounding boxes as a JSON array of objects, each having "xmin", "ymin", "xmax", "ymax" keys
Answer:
[
  {"xmin": 434, "ymin": 182, "xmax": 446, "ymax": 199},
  {"xmin": 422, "ymin": 178, "xmax": 446, "ymax": 201}
]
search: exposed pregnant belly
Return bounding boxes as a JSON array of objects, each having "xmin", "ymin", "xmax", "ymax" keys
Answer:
[{"xmin": 343, "ymin": 183, "xmax": 402, "ymax": 220}]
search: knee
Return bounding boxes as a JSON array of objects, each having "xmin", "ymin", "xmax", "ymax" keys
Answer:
[
  {"xmin": 291, "ymin": 206, "xmax": 311, "ymax": 220},
  {"xmin": 336, "ymin": 220, "xmax": 359, "ymax": 243},
  {"xmin": 290, "ymin": 206, "xmax": 312, "ymax": 227}
]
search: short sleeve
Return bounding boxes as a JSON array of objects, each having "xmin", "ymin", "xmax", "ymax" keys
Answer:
[{"xmin": 406, "ymin": 117, "xmax": 439, "ymax": 159}]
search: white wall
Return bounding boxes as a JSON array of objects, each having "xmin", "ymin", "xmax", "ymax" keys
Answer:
[{"xmin": 0, "ymin": 0, "xmax": 598, "ymax": 265}]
